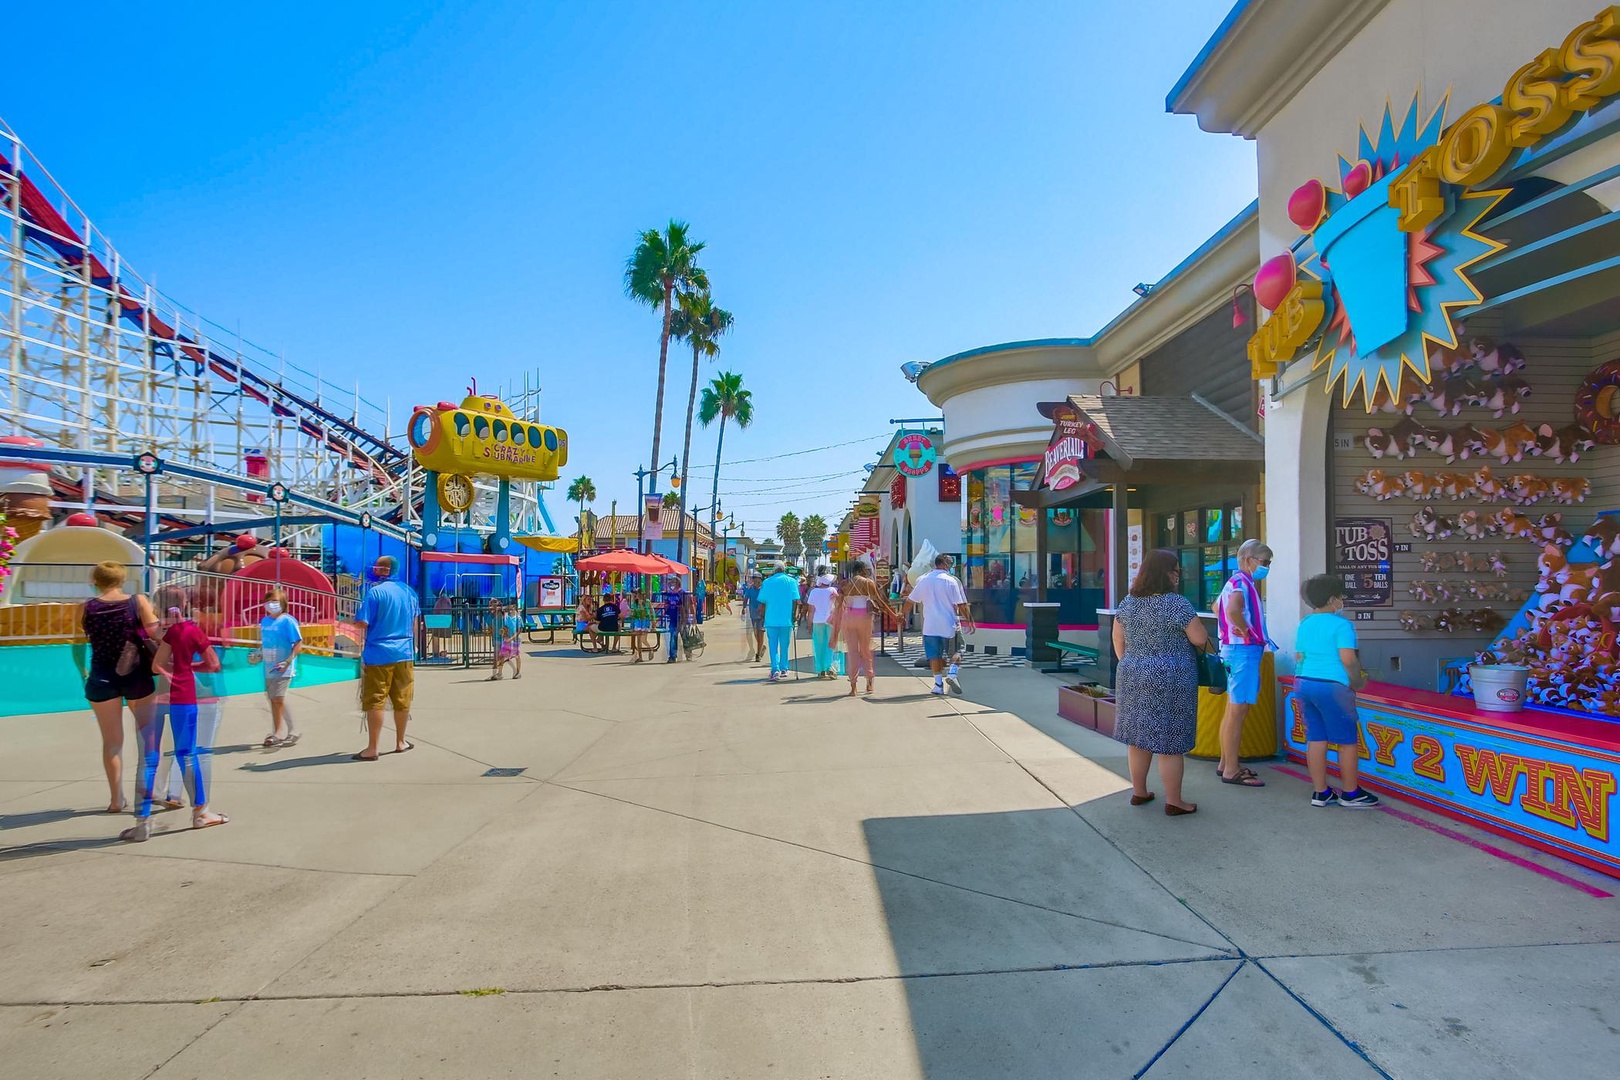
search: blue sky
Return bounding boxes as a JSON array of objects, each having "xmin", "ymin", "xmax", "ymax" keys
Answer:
[{"xmin": 1, "ymin": 0, "xmax": 1253, "ymax": 543}]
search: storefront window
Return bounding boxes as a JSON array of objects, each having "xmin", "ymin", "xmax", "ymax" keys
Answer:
[
  {"xmin": 1156, "ymin": 501, "xmax": 1243, "ymax": 610},
  {"xmin": 964, "ymin": 462, "xmax": 1108, "ymax": 626}
]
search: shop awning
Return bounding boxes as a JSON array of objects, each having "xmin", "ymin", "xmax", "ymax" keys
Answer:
[
  {"xmin": 1063, "ymin": 394, "xmax": 1263, "ymax": 470},
  {"xmin": 515, "ymin": 535, "xmax": 580, "ymax": 554},
  {"xmin": 1019, "ymin": 394, "xmax": 1263, "ymax": 508}
]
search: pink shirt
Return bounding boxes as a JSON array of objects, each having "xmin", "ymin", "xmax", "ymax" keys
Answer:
[{"xmin": 1216, "ymin": 572, "xmax": 1267, "ymax": 647}]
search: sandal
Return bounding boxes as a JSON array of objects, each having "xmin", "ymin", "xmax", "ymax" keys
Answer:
[
  {"xmin": 158, "ymin": 797, "xmax": 186, "ymax": 811},
  {"xmin": 1220, "ymin": 768, "xmax": 1266, "ymax": 787},
  {"xmin": 394, "ymin": 742, "xmax": 415, "ymax": 754},
  {"xmin": 119, "ymin": 819, "xmax": 152, "ymax": 843},
  {"xmin": 107, "ymin": 801, "xmax": 128, "ymax": 814},
  {"xmin": 262, "ymin": 735, "xmax": 284, "ymax": 748},
  {"xmin": 192, "ymin": 811, "xmax": 229, "ymax": 830},
  {"xmin": 351, "ymin": 751, "xmax": 380, "ymax": 761},
  {"xmin": 282, "ymin": 732, "xmax": 301, "ymax": 747},
  {"xmin": 1130, "ymin": 792, "xmax": 1156, "ymax": 806}
]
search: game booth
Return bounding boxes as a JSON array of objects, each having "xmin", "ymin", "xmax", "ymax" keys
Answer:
[{"xmin": 1244, "ymin": 8, "xmax": 1620, "ymax": 879}]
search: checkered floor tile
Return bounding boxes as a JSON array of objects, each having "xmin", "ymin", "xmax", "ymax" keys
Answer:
[{"xmin": 881, "ymin": 642, "xmax": 1030, "ymax": 669}]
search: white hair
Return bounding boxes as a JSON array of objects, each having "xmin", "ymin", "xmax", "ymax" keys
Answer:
[{"xmin": 1237, "ymin": 539, "xmax": 1273, "ymax": 561}]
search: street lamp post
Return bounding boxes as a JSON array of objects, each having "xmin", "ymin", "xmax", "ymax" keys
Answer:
[{"xmin": 634, "ymin": 458, "xmax": 679, "ymax": 554}]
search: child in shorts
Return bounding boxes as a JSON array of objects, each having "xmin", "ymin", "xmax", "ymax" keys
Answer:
[
  {"xmin": 255, "ymin": 588, "xmax": 303, "ymax": 748},
  {"xmin": 629, "ymin": 590, "xmax": 653, "ymax": 661},
  {"xmin": 1294, "ymin": 574, "xmax": 1380, "ymax": 809}
]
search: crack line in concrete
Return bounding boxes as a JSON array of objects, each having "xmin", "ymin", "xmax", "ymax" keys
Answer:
[
  {"xmin": 546, "ymin": 779, "xmax": 1229, "ymax": 952},
  {"xmin": 0, "ymin": 953, "xmax": 1241, "ymax": 1008},
  {"xmin": 1251, "ymin": 958, "xmax": 1399, "ymax": 1080},
  {"xmin": 1130, "ymin": 958, "xmax": 1246, "ymax": 1079}
]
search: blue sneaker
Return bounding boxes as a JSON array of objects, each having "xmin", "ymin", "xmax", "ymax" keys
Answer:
[
  {"xmin": 1338, "ymin": 789, "xmax": 1382, "ymax": 809},
  {"xmin": 1310, "ymin": 789, "xmax": 1339, "ymax": 808}
]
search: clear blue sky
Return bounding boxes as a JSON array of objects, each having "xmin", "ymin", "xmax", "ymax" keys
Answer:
[{"xmin": 1, "ymin": 0, "xmax": 1253, "ymax": 543}]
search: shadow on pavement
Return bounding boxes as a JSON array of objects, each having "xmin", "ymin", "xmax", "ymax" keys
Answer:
[
  {"xmin": 0, "ymin": 806, "xmax": 108, "ymax": 830},
  {"xmin": 237, "ymin": 752, "xmax": 360, "ymax": 773}
]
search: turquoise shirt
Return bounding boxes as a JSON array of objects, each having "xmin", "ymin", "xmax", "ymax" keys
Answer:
[
  {"xmin": 359, "ymin": 579, "xmax": 421, "ymax": 666},
  {"xmin": 757, "ymin": 573, "xmax": 800, "ymax": 628},
  {"xmin": 1295, "ymin": 612, "xmax": 1356, "ymax": 684}
]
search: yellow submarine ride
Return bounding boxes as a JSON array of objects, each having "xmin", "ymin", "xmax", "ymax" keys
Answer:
[{"xmin": 407, "ymin": 391, "xmax": 569, "ymax": 553}]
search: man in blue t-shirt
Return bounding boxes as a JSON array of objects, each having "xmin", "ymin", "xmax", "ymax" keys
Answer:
[
  {"xmin": 757, "ymin": 565, "xmax": 802, "ymax": 681},
  {"xmin": 662, "ymin": 576, "xmax": 689, "ymax": 662},
  {"xmin": 355, "ymin": 555, "xmax": 422, "ymax": 761}
]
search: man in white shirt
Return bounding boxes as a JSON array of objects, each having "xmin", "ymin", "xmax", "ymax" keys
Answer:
[
  {"xmin": 902, "ymin": 554, "xmax": 974, "ymax": 695},
  {"xmin": 804, "ymin": 570, "xmax": 841, "ymax": 679}
]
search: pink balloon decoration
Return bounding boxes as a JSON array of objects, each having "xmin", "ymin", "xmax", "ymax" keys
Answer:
[
  {"xmin": 1342, "ymin": 159, "xmax": 1373, "ymax": 198},
  {"xmin": 1254, "ymin": 253, "xmax": 1297, "ymax": 312},
  {"xmin": 1288, "ymin": 179, "xmax": 1326, "ymax": 231}
]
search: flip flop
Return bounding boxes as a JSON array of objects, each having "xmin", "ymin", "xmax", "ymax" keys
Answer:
[
  {"xmin": 192, "ymin": 811, "xmax": 229, "ymax": 830},
  {"xmin": 351, "ymin": 751, "xmax": 380, "ymax": 761},
  {"xmin": 394, "ymin": 742, "xmax": 415, "ymax": 754},
  {"xmin": 1220, "ymin": 769, "xmax": 1266, "ymax": 787}
]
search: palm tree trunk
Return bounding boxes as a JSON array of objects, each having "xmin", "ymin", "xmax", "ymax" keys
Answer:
[
  {"xmin": 709, "ymin": 416, "xmax": 726, "ymax": 582},
  {"xmin": 676, "ymin": 339, "xmax": 701, "ymax": 563},
  {"xmin": 647, "ymin": 284, "xmax": 673, "ymax": 550}
]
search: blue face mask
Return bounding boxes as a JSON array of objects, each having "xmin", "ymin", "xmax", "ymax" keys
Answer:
[{"xmin": 1252, "ymin": 565, "xmax": 1270, "ymax": 581}]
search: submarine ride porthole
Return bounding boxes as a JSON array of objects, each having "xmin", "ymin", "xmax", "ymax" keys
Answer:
[
  {"xmin": 409, "ymin": 411, "xmax": 434, "ymax": 448},
  {"xmin": 493, "ymin": 420, "xmax": 507, "ymax": 442},
  {"xmin": 543, "ymin": 429, "xmax": 558, "ymax": 452},
  {"xmin": 453, "ymin": 413, "xmax": 470, "ymax": 437},
  {"xmin": 510, "ymin": 424, "xmax": 523, "ymax": 445},
  {"xmin": 527, "ymin": 426, "xmax": 541, "ymax": 449},
  {"xmin": 474, "ymin": 416, "xmax": 490, "ymax": 439}
]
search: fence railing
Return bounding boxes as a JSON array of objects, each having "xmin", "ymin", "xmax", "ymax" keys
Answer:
[{"xmin": 0, "ymin": 562, "xmax": 360, "ymax": 657}]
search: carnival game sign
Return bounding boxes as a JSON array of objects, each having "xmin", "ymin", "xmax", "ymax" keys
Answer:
[
  {"xmin": 1284, "ymin": 691, "xmax": 1620, "ymax": 875},
  {"xmin": 1335, "ymin": 517, "xmax": 1392, "ymax": 607},
  {"xmin": 1249, "ymin": 6, "xmax": 1620, "ymax": 409},
  {"xmin": 893, "ymin": 433, "xmax": 936, "ymax": 477}
]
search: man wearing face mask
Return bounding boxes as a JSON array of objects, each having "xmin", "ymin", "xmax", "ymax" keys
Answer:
[{"xmin": 1216, "ymin": 539, "xmax": 1276, "ymax": 787}]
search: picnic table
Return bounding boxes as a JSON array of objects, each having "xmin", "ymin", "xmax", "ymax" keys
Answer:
[{"xmin": 524, "ymin": 606, "xmax": 577, "ymax": 644}]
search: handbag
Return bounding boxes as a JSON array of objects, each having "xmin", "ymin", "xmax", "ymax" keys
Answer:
[
  {"xmin": 114, "ymin": 597, "xmax": 156, "ymax": 677},
  {"xmin": 1194, "ymin": 643, "xmax": 1228, "ymax": 694}
]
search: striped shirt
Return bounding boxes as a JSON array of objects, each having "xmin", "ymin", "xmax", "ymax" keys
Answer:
[{"xmin": 1216, "ymin": 571, "xmax": 1267, "ymax": 647}]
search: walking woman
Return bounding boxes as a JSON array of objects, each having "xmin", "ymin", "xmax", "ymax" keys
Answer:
[
  {"xmin": 75, "ymin": 561, "xmax": 159, "ymax": 820},
  {"xmin": 831, "ymin": 563, "xmax": 895, "ymax": 696},
  {"xmin": 149, "ymin": 604, "xmax": 228, "ymax": 833},
  {"xmin": 806, "ymin": 574, "xmax": 840, "ymax": 678},
  {"xmin": 1111, "ymin": 549, "xmax": 1211, "ymax": 817}
]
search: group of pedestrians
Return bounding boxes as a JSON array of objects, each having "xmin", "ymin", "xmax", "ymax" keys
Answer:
[{"xmin": 1110, "ymin": 538, "xmax": 1379, "ymax": 817}]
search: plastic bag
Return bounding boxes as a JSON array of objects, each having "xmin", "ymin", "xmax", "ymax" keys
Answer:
[{"xmin": 906, "ymin": 540, "xmax": 939, "ymax": 587}]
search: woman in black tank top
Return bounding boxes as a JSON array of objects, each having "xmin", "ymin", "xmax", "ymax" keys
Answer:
[{"xmin": 77, "ymin": 561, "xmax": 159, "ymax": 821}]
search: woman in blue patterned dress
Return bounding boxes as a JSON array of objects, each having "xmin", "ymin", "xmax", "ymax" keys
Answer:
[{"xmin": 1111, "ymin": 548, "xmax": 1213, "ymax": 816}]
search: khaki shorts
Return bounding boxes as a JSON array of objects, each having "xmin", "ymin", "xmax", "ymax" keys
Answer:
[{"xmin": 361, "ymin": 661, "xmax": 415, "ymax": 712}]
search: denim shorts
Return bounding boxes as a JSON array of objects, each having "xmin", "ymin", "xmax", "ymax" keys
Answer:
[
  {"xmin": 1221, "ymin": 644, "xmax": 1265, "ymax": 705},
  {"xmin": 1295, "ymin": 677, "xmax": 1360, "ymax": 744},
  {"xmin": 923, "ymin": 635, "xmax": 953, "ymax": 661}
]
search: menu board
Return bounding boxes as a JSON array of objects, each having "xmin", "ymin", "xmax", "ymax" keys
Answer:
[{"xmin": 1335, "ymin": 518, "xmax": 1393, "ymax": 607}]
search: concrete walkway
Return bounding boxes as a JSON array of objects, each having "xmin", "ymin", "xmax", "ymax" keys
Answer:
[{"xmin": 2, "ymin": 616, "xmax": 1617, "ymax": 1078}]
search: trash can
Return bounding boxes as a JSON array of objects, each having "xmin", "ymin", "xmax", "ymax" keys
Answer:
[
  {"xmin": 1192, "ymin": 649, "xmax": 1279, "ymax": 761},
  {"xmin": 1023, "ymin": 602, "xmax": 1061, "ymax": 663}
]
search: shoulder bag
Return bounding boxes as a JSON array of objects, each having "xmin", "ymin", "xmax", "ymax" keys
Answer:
[
  {"xmin": 1194, "ymin": 641, "xmax": 1228, "ymax": 695},
  {"xmin": 114, "ymin": 596, "xmax": 157, "ymax": 677}
]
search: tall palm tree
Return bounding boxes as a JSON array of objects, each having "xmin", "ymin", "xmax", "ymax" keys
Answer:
[
  {"xmin": 699, "ymin": 371, "xmax": 753, "ymax": 575},
  {"xmin": 800, "ymin": 514, "xmax": 828, "ymax": 571},
  {"xmin": 777, "ymin": 512, "xmax": 801, "ymax": 570},
  {"xmin": 670, "ymin": 289, "xmax": 734, "ymax": 562},
  {"xmin": 565, "ymin": 475, "xmax": 596, "ymax": 553},
  {"xmin": 624, "ymin": 221, "xmax": 707, "ymax": 524},
  {"xmin": 662, "ymin": 491, "xmax": 681, "ymax": 509}
]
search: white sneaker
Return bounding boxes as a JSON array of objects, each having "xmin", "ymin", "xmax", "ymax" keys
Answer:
[
  {"xmin": 930, "ymin": 684, "xmax": 946, "ymax": 696},
  {"xmin": 945, "ymin": 674, "xmax": 962, "ymax": 694}
]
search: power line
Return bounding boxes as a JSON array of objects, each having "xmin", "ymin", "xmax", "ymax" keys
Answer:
[
  {"xmin": 713, "ymin": 468, "xmax": 866, "ymax": 484},
  {"xmin": 687, "ymin": 434, "xmax": 886, "ymax": 470}
]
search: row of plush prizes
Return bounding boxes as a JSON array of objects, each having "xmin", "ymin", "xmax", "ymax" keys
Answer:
[
  {"xmin": 1472, "ymin": 518, "xmax": 1620, "ymax": 712},
  {"xmin": 1354, "ymin": 466, "xmax": 1586, "ymax": 506}
]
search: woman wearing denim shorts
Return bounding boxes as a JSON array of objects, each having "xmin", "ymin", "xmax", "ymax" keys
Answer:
[{"xmin": 1293, "ymin": 574, "xmax": 1380, "ymax": 809}]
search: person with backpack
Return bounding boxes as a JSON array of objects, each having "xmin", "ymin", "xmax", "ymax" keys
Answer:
[{"xmin": 75, "ymin": 561, "xmax": 159, "ymax": 819}]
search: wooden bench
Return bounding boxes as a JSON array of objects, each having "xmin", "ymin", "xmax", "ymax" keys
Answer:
[{"xmin": 1042, "ymin": 641, "xmax": 1099, "ymax": 675}]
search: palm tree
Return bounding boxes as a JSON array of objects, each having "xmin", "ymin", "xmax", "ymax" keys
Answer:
[
  {"xmin": 777, "ymin": 512, "xmax": 801, "ymax": 570},
  {"xmin": 662, "ymin": 491, "xmax": 681, "ymax": 509},
  {"xmin": 800, "ymin": 514, "xmax": 828, "ymax": 571},
  {"xmin": 624, "ymin": 222, "xmax": 707, "ymax": 514},
  {"xmin": 565, "ymin": 475, "xmax": 596, "ymax": 553},
  {"xmin": 670, "ymin": 289, "xmax": 734, "ymax": 562},
  {"xmin": 699, "ymin": 371, "xmax": 753, "ymax": 574}
]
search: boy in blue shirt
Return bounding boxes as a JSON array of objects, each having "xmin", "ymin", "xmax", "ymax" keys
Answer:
[{"xmin": 1294, "ymin": 574, "xmax": 1380, "ymax": 809}]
